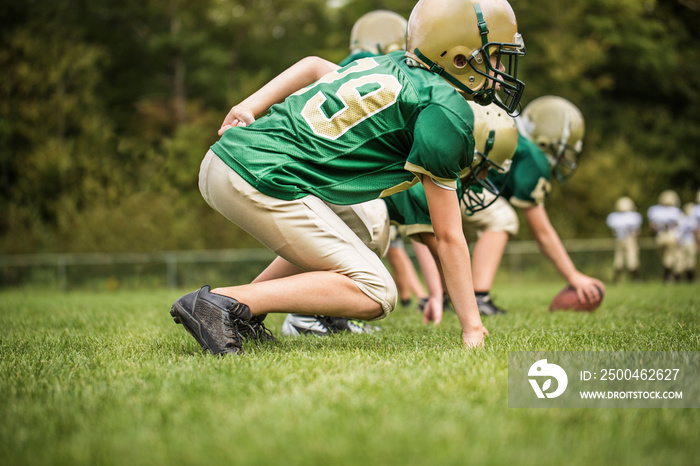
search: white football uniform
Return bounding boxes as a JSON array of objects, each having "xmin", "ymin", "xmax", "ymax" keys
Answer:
[{"xmin": 647, "ymin": 204, "xmax": 683, "ymax": 271}]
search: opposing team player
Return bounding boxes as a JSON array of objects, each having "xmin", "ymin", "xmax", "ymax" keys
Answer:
[
  {"xmin": 461, "ymin": 96, "xmax": 605, "ymax": 315},
  {"xmin": 647, "ymin": 190, "xmax": 683, "ymax": 283},
  {"xmin": 169, "ymin": 0, "xmax": 526, "ymax": 354},
  {"xmin": 677, "ymin": 203, "xmax": 699, "ymax": 282},
  {"xmin": 606, "ymin": 196, "xmax": 643, "ymax": 283}
]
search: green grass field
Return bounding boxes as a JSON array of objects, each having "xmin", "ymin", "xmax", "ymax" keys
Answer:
[{"xmin": 1, "ymin": 282, "xmax": 698, "ymax": 466}]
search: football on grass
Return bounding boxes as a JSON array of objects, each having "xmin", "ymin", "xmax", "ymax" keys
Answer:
[{"xmin": 548, "ymin": 285, "xmax": 603, "ymax": 312}]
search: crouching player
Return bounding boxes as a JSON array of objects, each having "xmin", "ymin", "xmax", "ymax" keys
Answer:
[
  {"xmin": 461, "ymin": 96, "xmax": 605, "ymax": 315},
  {"xmin": 169, "ymin": 0, "xmax": 526, "ymax": 354},
  {"xmin": 282, "ymin": 101, "xmax": 519, "ymax": 333}
]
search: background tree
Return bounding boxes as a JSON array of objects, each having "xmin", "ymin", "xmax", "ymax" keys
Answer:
[{"xmin": 1, "ymin": 0, "xmax": 698, "ymax": 253}]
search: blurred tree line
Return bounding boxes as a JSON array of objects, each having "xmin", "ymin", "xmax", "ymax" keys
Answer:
[{"xmin": 1, "ymin": 0, "xmax": 699, "ymax": 254}]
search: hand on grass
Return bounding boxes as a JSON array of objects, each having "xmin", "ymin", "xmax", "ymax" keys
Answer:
[
  {"xmin": 421, "ymin": 296, "xmax": 444, "ymax": 325},
  {"xmin": 462, "ymin": 325, "xmax": 488, "ymax": 348}
]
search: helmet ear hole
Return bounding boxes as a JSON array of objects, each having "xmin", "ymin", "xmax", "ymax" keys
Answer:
[{"xmin": 453, "ymin": 54, "xmax": 467, "ymax": 68}]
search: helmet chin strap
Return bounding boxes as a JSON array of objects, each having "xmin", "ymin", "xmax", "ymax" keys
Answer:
[{"xmin": 473, "ymin": 91, "xmax": 494, "ymax": 106}]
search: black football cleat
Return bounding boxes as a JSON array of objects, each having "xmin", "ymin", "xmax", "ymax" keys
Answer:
[
  {"xmin": 236, "ymin": 314, "xmax": 277, "ymax": 343},
  {"xmin": 476, "ymin": 294, "xmax": 507, "ymax": 316},
  {"xmin": 170, "ymin": 285, "xmax": 252, "ymax": 355}
]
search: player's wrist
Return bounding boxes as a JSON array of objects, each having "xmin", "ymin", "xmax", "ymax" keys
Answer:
[{"xmin": 461, "ymin": 323, "xmax": 484, "ymax": 335}]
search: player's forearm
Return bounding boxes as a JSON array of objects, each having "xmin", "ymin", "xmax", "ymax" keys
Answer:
[
  {"xmin": 412, "ymin": 239, "xmax": 443, "ymax": 299},
  {"xmin": 535, "ymin": 227, "xmax": 579, "ymax": 282},
  {"xmin": 419, "ymin": 232, "xmax": 448, "ymax": 292},
  {"xmin": 526, "ymin": 206, "xmax": 579, "ymax": 283},
  {"xmin": 436, "ymin": 234, "xmax": 482, "ymax": 331},
  {"xmin": 239, "ymin": 56, "xmax": 339, "ymax": 118}
]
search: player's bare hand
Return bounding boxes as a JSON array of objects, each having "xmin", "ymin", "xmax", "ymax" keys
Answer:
[
  {"xmin": 219, "ymin": 105, "xmax": 256, "ymax": 135},
  {"xmin": 462, "ymin": 325, "xmax": 487, "ymax": 348},
  {"xmin": 569, "ymin": 272, "xmax": 605, "ymax": 304},
  {"xmin": 421, "ymin": 296, "xmax": 444, "ymax": 325}
]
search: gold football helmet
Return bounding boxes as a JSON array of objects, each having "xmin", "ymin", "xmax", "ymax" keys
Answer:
[
  {"xmin": 461, "ymin": 101, "xmax": 518, "ymax": 213},
  {"xmin": 683, "ymin": 203, "xmax": 694, "ymax": 216},
  {"xmin": 406, "ymin": 0, "xmax": 525, "ymax": 115},
  {"xmin": 518, "ymin": 95, "xmax": 585, "ymax": 183},
  {"xmin": 349, "ymin": 10, "xmax": 408, "ymax": 55},
  {"xmin": 615, "ymin": 197, "xmax": 636, "ymax": 213},
  {"xmin": 658, "ymin": 189, "xmax": 680, "ymax": 208}
]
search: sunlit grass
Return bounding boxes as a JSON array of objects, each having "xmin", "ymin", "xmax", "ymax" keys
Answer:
[{"xmin": 0, "ymin": 282, "xmax": 697, "ymax": 466}]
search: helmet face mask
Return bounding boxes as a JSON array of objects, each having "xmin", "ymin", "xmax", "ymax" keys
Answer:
[
  {"xmin": 467, "ymin": 35, "xmax": 526, "ymax": 114},
  {"xmin": 407, "ymin": 0, "xmax": 526, "ymax": 116},
  {"xmin": 460, "ymin": 135, "xmax": 512, "ymax": 214},
  {"xmin": 545, "ymin": 138, "xmax": 582, "ymax": 183}
]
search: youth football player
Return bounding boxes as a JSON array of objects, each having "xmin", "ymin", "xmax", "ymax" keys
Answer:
[
  {"xmin": 461, "ymin": 96, "xmax": 605, "ymax": 314},
  {"xmin": 169, "ymin": 0, "xmax": 526, "ymax": 354}
]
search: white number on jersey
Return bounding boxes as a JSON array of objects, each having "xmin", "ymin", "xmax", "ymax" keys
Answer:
[{"xmin": 530, "ymin": 177, "xmax": 552, "ymax": 205}]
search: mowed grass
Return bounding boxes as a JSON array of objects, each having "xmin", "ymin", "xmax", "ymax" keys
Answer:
[{"xmin": 0, "ymin": 282, "xmax": 698, "ymax": 466}]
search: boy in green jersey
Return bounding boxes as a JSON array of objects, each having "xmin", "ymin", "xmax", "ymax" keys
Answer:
[
  {"xmin": 339, "ymin": 9, "xmax": 433, "ymax": 317},
  {"xmin": 282, "ymin": 100, "xmax": 518, "ymax": 333},
  {"xmin": 280, "ymin": 9, "xmax": 428, "ymax": 336},
  {"xmin": 383, "ymin": 101, "xmax": 519, "ymax": 324},
  {"xmin": 169, "ymin": 0, "xmax": 526, "ymax": 354},
  {"xmin": 461, "ymin": 96, "xmax": 606, "ymax": 315}
]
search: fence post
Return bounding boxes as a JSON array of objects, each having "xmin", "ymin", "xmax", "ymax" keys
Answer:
[
  {"xmin": 57, "ymin": 256, "xmax": 67, "ymax": 292},
  {"xmin": 166, "ymin": 254, "xmax": 178, "ymax": 289}
]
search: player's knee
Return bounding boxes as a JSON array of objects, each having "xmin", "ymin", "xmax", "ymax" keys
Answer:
[{"xmin": 365, "ymin": 273, "xmax": 397, "ymax": 321}]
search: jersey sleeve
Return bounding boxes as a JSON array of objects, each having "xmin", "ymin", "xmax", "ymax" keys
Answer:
[{"xmin": 404, "ymin": 104, "xmax": 474, "ymax": 190}]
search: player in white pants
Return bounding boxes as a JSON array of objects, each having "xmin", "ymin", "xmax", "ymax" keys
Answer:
[
  {"xmin": 647, "ymin": 190, "xmax": 683, "ymax": 283},
  {"xmin": 606, "ymin": 196, "xmax": 643, "ymax": 283},
  {"xmin": 460, "ymin": 96, "xmax": 605, "ymax": 314},
  {"xmin": 170, "ymin": 0, "xmax": 527, "ymax": 354}
]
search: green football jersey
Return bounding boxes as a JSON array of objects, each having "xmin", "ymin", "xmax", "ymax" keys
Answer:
[
  {"xmin": 211, "ymin": 51, "xmax": 475, "ymax": 205},
  {"xmin": 384, "ymin": 179, "xmax": 470, "ymax": 236},
  {"xmin": 383, "ymin": 182, "xmax": 434, "ymax": 237},
  {"xmin": 488, "ymin": 134, "xmax": 552, "ymax": 209}
]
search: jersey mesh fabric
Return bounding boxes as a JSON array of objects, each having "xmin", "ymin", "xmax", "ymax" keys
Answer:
[{"xmin": 211, "ymin": 51, "xmax": 475, "ymax": 205}]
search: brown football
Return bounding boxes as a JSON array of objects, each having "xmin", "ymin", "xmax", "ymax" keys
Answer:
[{"xmin": 548, "ymin": 285, "xmax": 603, "ymax": 312}]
